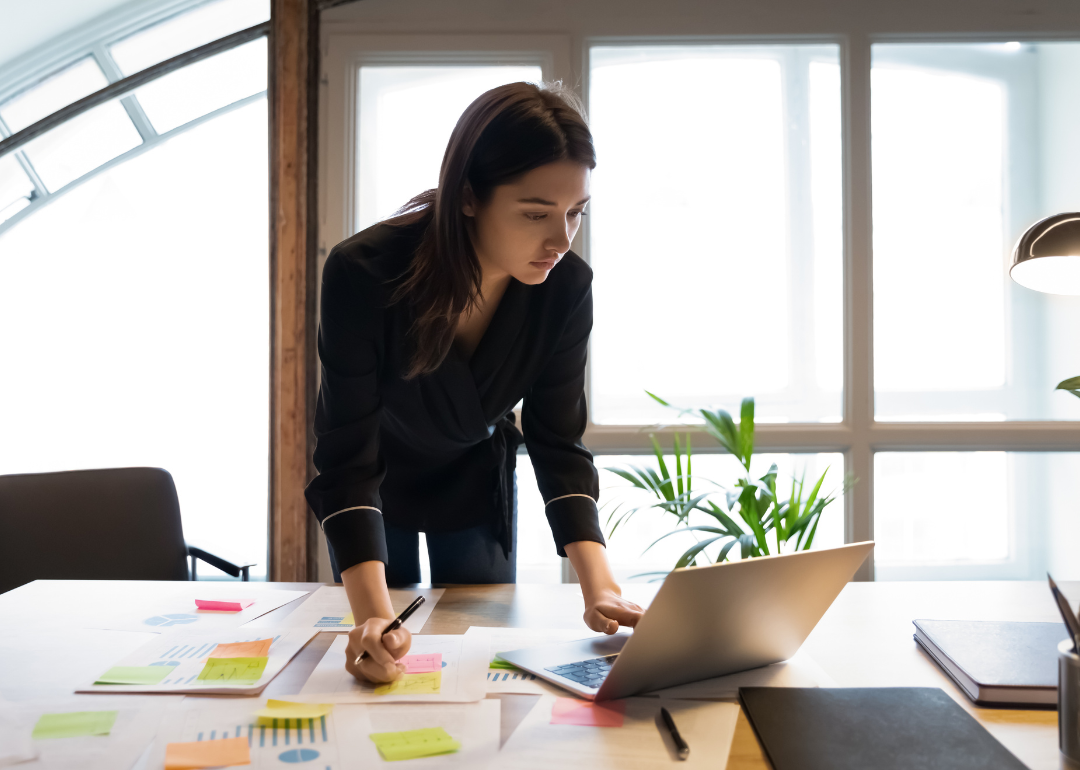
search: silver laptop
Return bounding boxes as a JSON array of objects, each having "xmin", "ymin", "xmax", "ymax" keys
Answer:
[{"xmin": 498, "ymin": 541, "xmax": 874, "ymax": 701}]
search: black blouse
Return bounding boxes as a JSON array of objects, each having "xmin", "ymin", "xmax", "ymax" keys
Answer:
[{"xmin": 304, "ymin": 220, "xmax": 606, "ymax": 574}]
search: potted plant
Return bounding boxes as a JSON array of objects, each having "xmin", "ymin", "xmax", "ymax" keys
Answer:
[{"xmin": 604, "ymin": 394, "xmax": 855, "ymax": 578}]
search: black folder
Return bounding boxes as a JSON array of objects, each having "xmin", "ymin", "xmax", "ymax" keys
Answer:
[{"xmin": 738, "ymin": 687, "xmax": 1028, "ymax": 770}]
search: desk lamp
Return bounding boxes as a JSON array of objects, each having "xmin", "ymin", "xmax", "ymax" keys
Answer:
[{"xmin": 1010, "ymin": 212, "xmax": 1080, "ymax": 295}]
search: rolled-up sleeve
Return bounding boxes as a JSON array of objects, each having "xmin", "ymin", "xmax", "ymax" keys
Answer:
[
  {"xmin": 522, "ymin": 284, "xmax": 606, "ymax": 557},
  {"xmin": 304, "ymin": 249, "xmax": 388, "ymax": 571}
]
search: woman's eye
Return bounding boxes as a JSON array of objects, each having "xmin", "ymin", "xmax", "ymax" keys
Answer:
[
  {"xmin": 569, "ymin": 209, "xmax": 586, "ymax": 218},
  {"xmin": 525, "ymin": 213, "xmax": 546, "ymax": 221}
]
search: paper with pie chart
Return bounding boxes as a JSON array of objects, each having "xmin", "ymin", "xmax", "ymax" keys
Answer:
[
  {"xmin": 76, "ymin": 627, "xmax": 317, "ymax": 695},
  {"xmin": 298, "ymin": 634, "xmax": 488, "ymax": 703},
  {"xmin": 85, "ymin": 586, "xmax": 309, "ymax": 633}
]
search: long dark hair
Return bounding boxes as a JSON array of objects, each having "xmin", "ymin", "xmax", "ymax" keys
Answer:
[{"xmin": 386, "ymin": 81, "xmax": 596, "ymax": 379}]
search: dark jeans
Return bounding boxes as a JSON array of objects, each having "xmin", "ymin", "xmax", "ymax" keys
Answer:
[{"xmin": 328, "ymin": 510, "xmax": 518, "ymax": 586}]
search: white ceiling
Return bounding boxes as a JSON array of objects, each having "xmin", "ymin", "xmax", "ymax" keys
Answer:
[{"xmin": 0, "ymin": 0, "xmax": 143, "ymax": 70}]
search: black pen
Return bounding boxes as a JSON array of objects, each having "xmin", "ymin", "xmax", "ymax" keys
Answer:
[
  {"xmin": 1048, "ymin": 574, "xmax": 1080, "ymax": 653},
  {"xmin": 353, "ymin": 595, "xmax": 425, "ymax": 666},
  {"xmin": 659, "ymin": 706, "xmax": 690, "ymax": 760}
]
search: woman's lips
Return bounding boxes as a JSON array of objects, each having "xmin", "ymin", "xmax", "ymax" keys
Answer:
[{"xmin": 530, "ymin": 258, "xmax": 559, "ymax": 270}]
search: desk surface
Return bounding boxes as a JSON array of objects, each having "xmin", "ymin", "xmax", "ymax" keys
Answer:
[{"xmin": 1, "ymin": 579, "xmax": 1076, "ymax": 769}]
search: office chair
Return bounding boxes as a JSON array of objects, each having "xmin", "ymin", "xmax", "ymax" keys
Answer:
[{"xmin": 0, "ymin": 467, "xmax": 255, "ymax": 595}]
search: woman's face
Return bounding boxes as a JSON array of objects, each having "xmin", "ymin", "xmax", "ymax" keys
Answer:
[{"xmin": 464, "ymin": 160, "xmax": 591, "ymax": 286}]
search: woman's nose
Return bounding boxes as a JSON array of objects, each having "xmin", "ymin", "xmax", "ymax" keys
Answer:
[{"xmin": 547, "ymin": 219, "xmax": 573, "ymax": 254}]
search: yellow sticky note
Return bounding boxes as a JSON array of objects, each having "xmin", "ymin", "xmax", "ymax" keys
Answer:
[
  {"xmin": 370, "ymin": 727, "xmax": 461, "ymax": 762},
  {"xmin": 207, "ymin": 639, "xmax": 272, "ymax": 658},
  {"xmin": 196, "ymin": 656, "xmax": 267, "ymax": 684},
  {"xmin": 164, "ymin": 736, "xmax": 250, "ymax": 770},
  {"xmin": 373, "ymin": 672, "xmax": 441, "ymax": 695},
  {"xmin": 254, "ymin": 699, "xmax": 333, "ymax": 725},
  {"xmin": 342, "ymin": 612, "xmax": 355, "ymax": 626}
]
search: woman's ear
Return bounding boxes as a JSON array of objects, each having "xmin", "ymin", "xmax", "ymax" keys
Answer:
[{"xmin": 461, "ymin": 185, "xmax": 477, "ymax": 217}]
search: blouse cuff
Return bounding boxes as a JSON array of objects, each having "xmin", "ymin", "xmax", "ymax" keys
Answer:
[
  {"xmin": 545, "ymin": 494, "xmax": 606, "ymax": 557},
  {"xmin": 322, "ymin": 507, "xmax": 387, "ymax": 572}
]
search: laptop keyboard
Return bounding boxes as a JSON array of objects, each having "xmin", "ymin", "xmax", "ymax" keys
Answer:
[{"xmin": 544, "ymin": 654, "xmax": 619, "ymax": 689}]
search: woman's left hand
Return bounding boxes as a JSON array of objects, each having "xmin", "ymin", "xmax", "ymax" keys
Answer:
[{"xmin": 583, "ymin": 588, "xmax": 644, "ymax": 634}]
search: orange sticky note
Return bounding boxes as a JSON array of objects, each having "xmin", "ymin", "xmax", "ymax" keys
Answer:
[
  {"xmin": 550, "ymin": 698, "xmax": 625, "ymax": 727},
  {"xmin": 400, "ymin": 653, "xmax": 441, "ymax": 673},
  {"xmin": 164, "ymin": 736, "xmax": 250, "ymax": 769},
  {"xmin": 195, "ymin": 599, "xmax": 254, "ymax": 612},
  {"xmin": 207, "ymin": 638, "xmax": 272, "ymax": 658}
]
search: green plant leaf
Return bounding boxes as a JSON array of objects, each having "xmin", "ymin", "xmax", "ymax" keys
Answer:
[
  {"xmin": 644, "ymin": 525, "xmax": 727, "ymax": 554},
  {"xmin": 645, "ymin": 391, "xmax": 672, "ymax": 407},
  {"xmin": 714, "ymin": 538, "xmax": 738, "ymax": 564},
  {"xmin": 701, "ymin": 408, "xmax": 739, "ymax": 457},
  {"xmin": 1056, "ymin": 376, "xmax": 1080, "ymax": 398},
  {"xmin": 738, "ymin": 397, "xmax": 755, "ymax": 469},
  {"xmin": 675, "ymin": 535, "xmax": 727, "ymax": 569},
  {"xmin": 674, "ymin": 433, "xmax": 684, "ymax": 497}
]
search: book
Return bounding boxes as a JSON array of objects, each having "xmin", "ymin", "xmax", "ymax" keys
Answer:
[
  {"xmin": 738, "ymin": 687, "xmax": 1028, "ymax": 770},
  {"xmin": 914, "ymin": 619, "xmax": 1064, "ymax": 707}
]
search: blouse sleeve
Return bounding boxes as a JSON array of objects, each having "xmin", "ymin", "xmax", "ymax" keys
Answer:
[
  {"xmin": 304, "ymin": 248, "xmax": 389, "ymax": 571},
  {"xmin": 521, "ymin": 283, "xmax": 607, "ymax": 557}
]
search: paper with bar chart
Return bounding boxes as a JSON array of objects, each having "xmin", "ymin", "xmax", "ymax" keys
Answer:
[
  {"xmin": 76, "ymin": 627, "xmax": 317, "ymax": 695},
  {"xmin": 465, "ymin": 626, "xmax": 607, "ymax": 695},
  {"xmin": 298, "ymin": 634, "xmax": 487, "ymax": 703},
  {"xmin": 244, "ymin": 585, "xmax": 443, "ymax": 633}
]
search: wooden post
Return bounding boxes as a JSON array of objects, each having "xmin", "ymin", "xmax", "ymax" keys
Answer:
[{"xmin": 269, "ymin": 0, "xmax": 319, "ymax": 582}]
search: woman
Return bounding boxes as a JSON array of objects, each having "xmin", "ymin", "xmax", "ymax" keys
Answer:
[{"xmin": 305, "ymin": 81, "xmax": 643, "ymax": 685}]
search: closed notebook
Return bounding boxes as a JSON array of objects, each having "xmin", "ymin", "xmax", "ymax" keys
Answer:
[
  {"xmin": 913, "ymin": 619, "xmax": 1064, "ymax": 706},
  {"xmin": 738, "ymin": 687, "xmax": 1027, "ymax": 770}
]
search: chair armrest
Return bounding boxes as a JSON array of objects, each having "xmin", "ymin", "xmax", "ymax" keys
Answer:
[{"xmin": 186, "ymin": 544, "xmax": 257, "ymax": 581}]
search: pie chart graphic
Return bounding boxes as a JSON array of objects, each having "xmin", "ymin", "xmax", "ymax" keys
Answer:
[
  {"xmin": 143, "ymin": 613, "xmax": 198, "ymax": 627},
  {"xmin": 278, "ymin": 748, "xmax": 320, "ymax": 763}
]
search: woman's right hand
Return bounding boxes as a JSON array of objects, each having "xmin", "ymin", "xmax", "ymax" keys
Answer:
[{"xmin": 344, "ymin": 617, "xmax": 412, "ymax": 684}]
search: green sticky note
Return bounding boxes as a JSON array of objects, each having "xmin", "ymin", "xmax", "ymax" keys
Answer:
[
  {"xmin": 196, "ymin": 656, "xmax": 268, "ymax": 684},
  {"xmin": 370, "ymin": 727, "xmax": 461, "ymax": 762},
  {"xmin": 95, "ymin": 666, "xmax": 170, "ymax": 685},
  {"xmin": 489, "ymin": 655, "xmax": 519, "ymax": 671},
  {"xmin": 32, "ymin": 710, "xmax": 118, "ymax": 739}
]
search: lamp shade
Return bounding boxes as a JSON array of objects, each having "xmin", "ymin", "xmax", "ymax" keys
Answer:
[{"xmin": 1010, "ymin": 212, "xmax": 1080, "ymax": 295}]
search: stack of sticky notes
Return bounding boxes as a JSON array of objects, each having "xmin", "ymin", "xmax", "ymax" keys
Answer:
[
  {"xmin": 253, "ymin": 699, "xmax": 333, "ymax": 727},
  {"xmin": 164, "ymin": 736, "xmax": 250, "ymax": 770},
  {"xmin": 373, "ymin": 672, "xmax": 441, "ymax": 695},
  {"xmin": 370, "ymin": 727, "xmax": 461, "ymax": 762},
  {"xmin": 94, "ymin": 666, "xmax": 171, "ymax": 686},
  {"xmin": 194, "ymin": 599, "xmax": 254, "ymax": 612},
  {"xmin": 32, "ymin": 711, "xmax": 118, "ymax": 739},
  {"xmin": 550, "ymin": 698, "xmax": 626, "ymax": 727},
  {"xmin": 196, "ymin": 638, "xmax": 271, "ymax": 685},
  {"xmin": 489, "ymin": 655, "xmax": 519, "ymax": 671}
]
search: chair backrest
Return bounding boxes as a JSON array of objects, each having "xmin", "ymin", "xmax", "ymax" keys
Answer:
[{"xmin": 0, "ymin": 467, "xmax": 190, "ymax": 594}]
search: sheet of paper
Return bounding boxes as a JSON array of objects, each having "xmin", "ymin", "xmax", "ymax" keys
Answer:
[
  {"xmin": 197, "ymin": 656, "xmax": 268, "ymax": 684},
  {"xmin": 165, "ymin": 736, "xmax": 250, "ymax": 770},
  {"xmin": 645, "ymin": 649, "xmax": 836, "ymax": 699},
  {"xmin": 254, "ymin": 700, "xmax": 334, "ymax": 722},
  {"xmin": 299, "ymin": 634, "xmax": 486, "ymax": 703},
  {"xmin": 87, "ymin": 587, "xmax": 308, "ymax": 634},
  {"xmin": 10, "ymin": 695, "xmax": 180, "ymax": 770},
  {"xmin": 465, "ymin": 626, "xmax": 606, "ymax": 695},
  {"xmin": 401, "ymin": 653, "xmax": 441, "ymax": 673},
  {"xmin": 94, "ymin": 666, "xmax": 170, "ymax": 685},
  {"xmin": 494, "ymin": 696, "xmax": 738, "ymax": 769},
  {"xmin": 0, "ymin": 702, "xmax": 36, "ymax": 766},
  {"xmin": 194, "ymin": 599, "xmax": 255, "ymax": 612},
  {"xmin": 208, "ymin": 638, "xmax": 273, "ymax": 658},
  {"xmin": 32, "ymin": 710, "xmax": 118, "ymax": 739},
  {"xmin": 76, "ymin": 627, "xmax": 317, "ymax": 695},
  {"xmin": 370, "ymin": 727, "xmax": 461, "ymax": 761},
  {"xmin": 550, "ymin": 699, "xmax": 625, "ymax": 727},
  {"xmin": 146, "ymin": 695, "xmax": 498, "ymax": 769},
  {"xmin": 245, "ymin": 586, "xmax": 443, "ymax": 633}
]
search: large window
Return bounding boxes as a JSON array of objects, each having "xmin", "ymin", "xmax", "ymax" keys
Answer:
[{"xmin": 0, "ymin": 0, "xmax": 271, "ymax": 577}]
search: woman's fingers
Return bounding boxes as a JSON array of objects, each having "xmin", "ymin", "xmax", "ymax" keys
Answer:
[
  {"xmin": 382, "ymin": 627, "xmax": 412, "ymax": 660},
  {"xmin": 585, "ymin": 595, "xmax": 646, "ymax": 634},
  {"xmin": 344, "ymin": 619, "xmax": 412, "ymax": 684}
]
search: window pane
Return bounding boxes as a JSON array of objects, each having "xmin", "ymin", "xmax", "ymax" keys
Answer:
[
  {"xmin": 356, "ymin": 65, "xmax": 543, "ymax": 231},
  {"xmin": 0, "ymin": 155, "xmax": 35, "ymax": 224},
  {"xmin": 20, "ymin": 100, "xmax": 142, "ymax": 191},
  {"xmin": 517, "ymin": 451, "xmax": 845, "ymax": 584},
  {"xmin": 588, "ymin": 45, "xmax": 843, "ymax": 425},
  {"xmin": 0, "ymin": 57, "xmax": 108, "ymax": 133},
  {"xmin": 872, "ymin": 43, "xmax": 1080, "ymax": 420},
  {"xmin": 875, "ymin": 451, "xmax": 1080, "ymax": 580},
  {"xmin": 109, "ymin": 0, "xmax": 270, "ymax": 76},
  {"xmin": 0, "ymin": 100, "xmax": 269, "ymax": 577},
  {"xmin": 134, "ymin": 38, "xmax": 267, "ymax": 133}
]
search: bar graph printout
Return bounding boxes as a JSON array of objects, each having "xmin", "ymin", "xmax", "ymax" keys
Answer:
[
  {"xmin": 147, "ymin": 698, "xmax": 500, "ymax": 769},
  {"xmin": 299, "ymin": 634, "xmax": 487, "ymax": 703},
  {"xmin": 244, "ymin": 585, "xmax": 443, "ymax": 633},
  {"xmin": 76, "ymin": 627, "xmax": 318, "ymax": 695}
]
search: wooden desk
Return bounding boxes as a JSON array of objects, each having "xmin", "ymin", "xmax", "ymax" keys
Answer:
[{"xmin": 0, "ymin": 579, "xmax": 1075, "ymax": 769}]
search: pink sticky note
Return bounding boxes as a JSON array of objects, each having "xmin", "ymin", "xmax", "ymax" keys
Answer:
[
  {"xmin": 550, "ymin": 698, "xmax": 626, "ymax": 727},
  {"xmin": 195, "ymin": 599, "xmax": 255, "ymax": 612},
  {"xmin": 399, "ymin": 653, "xmax": 442, "ymax": 673}
]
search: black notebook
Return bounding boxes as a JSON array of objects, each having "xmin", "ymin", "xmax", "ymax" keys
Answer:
[
  {"xmin": 739, "ymin": 687, "xmax": 1028, "ymax": 770},
  {"xmin": 914, "ymin": 619, "xmax": 1064, "ymax": 706}
]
